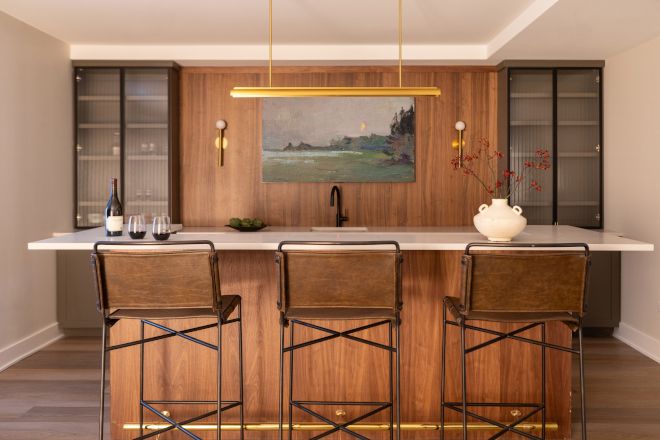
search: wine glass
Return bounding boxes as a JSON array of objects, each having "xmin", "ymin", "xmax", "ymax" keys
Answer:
[
  {"xmin": 128, "ymin": 215, "xmax": 146, "ymax": 239},
  {"xmin": 152, "ymin": 215, "xmax": 171, "ymax": 241}
]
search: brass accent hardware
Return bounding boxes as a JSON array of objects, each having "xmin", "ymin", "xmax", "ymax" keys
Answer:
[
  {"xmin": 335, "ymin": 409, "xmax": 347, "ymax": 417},
  {"xmin": 229, "ymin": 0, "xmax": 441, "ymax": 98},
  {"xmin": 452, "ymin": 121, "xmax": 466, "ymax": 167},
  {"xmin": 510, "ymin": 409, "xmax": 522, "ymax": 417},
  {"xmin": 214, "ymin": 119, "xmax": 227, "ymax": 167},
  {"xmin": 231, "ymin": 87, "xmax": 441, "ymax": 98},
  {"xmin": 160, "ymin": 410, "xmax": 171, "ymax": 418},
  {"xmin": 123, "ymin": 421, "xmax": 559, "ymax": 432}
]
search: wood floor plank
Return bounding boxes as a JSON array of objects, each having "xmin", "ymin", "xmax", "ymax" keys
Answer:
[{"xmin": 0, "ymin": 336, "xmax": 659, "ymax": 439}]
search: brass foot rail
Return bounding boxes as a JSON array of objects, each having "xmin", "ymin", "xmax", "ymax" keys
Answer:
[{"xmin": 123, "ymin": 421, "xmax": 558, "ymax": 432}]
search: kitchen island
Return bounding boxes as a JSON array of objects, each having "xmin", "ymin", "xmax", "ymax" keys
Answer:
[{"xmin": 28, "ymin": 226, "xmax": 653, "ymax": 439}]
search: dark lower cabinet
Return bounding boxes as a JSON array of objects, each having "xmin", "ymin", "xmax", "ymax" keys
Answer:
[
  {"xmin": 57, "ymin": 250, "xmax": 100, "ymax": 332},
  {"xmin": 583, "ymin": 251, "xmax": 621, "ymax": 330}
]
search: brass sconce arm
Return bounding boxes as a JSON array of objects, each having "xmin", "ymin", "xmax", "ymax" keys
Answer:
[
  {"xmin": 452, "ymin": 121, "xmax": 466, "ymax": 168},
  {"xmin": 215, "ymin": 119, "xmax": 227, "ymax": 167}
]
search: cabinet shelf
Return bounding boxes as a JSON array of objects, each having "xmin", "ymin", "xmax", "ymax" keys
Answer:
[
  {"xmin": 127, "ymin": 155, "xmax": 168, "ymax": 161},
  {"xmin": 78, "ymin": 123, "xmax": 120, "ymax": 129},
  {"xmin": 518, "ymin": 201, "xmax": 599, "ymax": 207},
  {"xmin": 126, "ymin": 95, "xmax": 168, "ymax": 101},
  {"xmin": 511, "ymin": 152, "xmax": 598, "ymax": 158},
  {"xmin": 78, "ymin": 95, "xmax": 120, "ymax": 101},
  {"xmin": 78, "ymin": 155, "xmax": 120, "ymax": 161},
  {"xmin": 558, "ymin": 92, "xmax": 598, "ymax": 98},
  {"xmin": 557, "ymin": 121, "xmax": 599, "ymax": 126},
  {"xmin": 126, "ymin": 200, "xmax": 168, "ymax": 206},
  {"xmin": 511, "ymin": 92, "xmax": 552, "ymax": 98},
  {"xmin": 126, "ymin": 123, "xmax": 168, "ymax": 129},
  {"xmin": 511, "ymin": 120, "xmax": 553, "ymax": 126}
]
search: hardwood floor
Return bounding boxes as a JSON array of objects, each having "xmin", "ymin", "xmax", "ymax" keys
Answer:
[{"xmin": 0, "ymin": 336, "xmax": 658, "ymax": 439}]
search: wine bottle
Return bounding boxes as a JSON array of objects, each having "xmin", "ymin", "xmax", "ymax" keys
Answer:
[{"xmin": 105, "ymin": 178, "xmax": 123, "ymax": 237}]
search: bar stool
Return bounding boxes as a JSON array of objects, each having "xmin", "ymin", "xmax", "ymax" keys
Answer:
[
  {"xmin": 275, "ymin": 241, "xmax": 403, "ymax": 440},
  {"xmin": 440, "ymin": 242, "xmax": 591, "ymax": 440},
  {"xmin": 91, "ymin": 240, "xmax": 244, "ymax": 440}
]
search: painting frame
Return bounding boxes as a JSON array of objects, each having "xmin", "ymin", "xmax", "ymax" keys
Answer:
[{"xmin": 262, "ymin": 97, "xmax": 416, "ymax": 183}]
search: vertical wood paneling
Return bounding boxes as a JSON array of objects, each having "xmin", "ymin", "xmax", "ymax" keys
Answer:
[{"xmin": 179, "ymin": 67, "xmax": 496, "ymax": 228}]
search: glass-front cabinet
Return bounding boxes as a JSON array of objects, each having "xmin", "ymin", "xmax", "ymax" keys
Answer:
[
  {"xmin": 501, "ymin": 64, "xmax": 602, "ymax": 228},
  {"xmin": 74, "ymin": 63, "xmax": 180, "ymax": 228}
]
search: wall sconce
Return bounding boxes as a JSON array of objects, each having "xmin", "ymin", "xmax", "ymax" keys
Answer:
[
  {"xmin": 214, "ymin": 119, "xmax": 228, "ymax": 167},
  {"xmin": 451, "ymin": 120, "xmax": 466, "ymax": 168}
]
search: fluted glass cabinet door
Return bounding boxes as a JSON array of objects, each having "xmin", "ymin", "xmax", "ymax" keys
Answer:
[
  {"xmin": 556, "ymin": 69, "xmax": 601, "ymax": 227},
  {"xmin": 123, "ymin": 69, "xmax": 170, "ymax": 222},
  {"xmin": 508, "ymin": 69, "xmax": 554, "ymax": 225},
  {"xmin": 75, "ymin": 68, "xmax": 121, "ymax": 228}
]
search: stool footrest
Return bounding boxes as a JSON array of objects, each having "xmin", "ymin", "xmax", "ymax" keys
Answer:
[
  {"xmin": 293, "ymin": 400, "xmax": 391, "ymax": 406},
  {"xmin": 444, "ymin": 402, "xmax": 543, "ymax": 408}
]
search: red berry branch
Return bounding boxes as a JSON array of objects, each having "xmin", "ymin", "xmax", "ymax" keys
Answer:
[{"xmin": 451, "ymin": 138, "xmax": 551, "ymax": 199}]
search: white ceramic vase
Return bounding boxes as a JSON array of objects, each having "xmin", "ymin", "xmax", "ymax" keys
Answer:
[{"xmin": 473, "ymin": 198, "xmax": 527, "ymax": 242}]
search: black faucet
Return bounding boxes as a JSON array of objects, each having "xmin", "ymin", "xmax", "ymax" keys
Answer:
[{"xmin": 330, "ymin": 185, "xmax": 349, "ymax": 227}]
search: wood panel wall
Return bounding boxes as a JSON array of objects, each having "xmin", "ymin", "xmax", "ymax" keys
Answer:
[{"xmin": 179, "ymin": 66, "xmax": 498, "ymax": 227}]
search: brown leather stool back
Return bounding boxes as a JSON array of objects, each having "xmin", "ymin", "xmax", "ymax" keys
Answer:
[
  {"xmin": 91, "ymin": 241, "xmax": 221, "ymax": 318},
  {"xmin": 460, "ymin": 243, "xmax": 590, "ymax": 315},
  {"xmin": 276, "ymin": 241, "xmax": 402, "ymax": 320}
]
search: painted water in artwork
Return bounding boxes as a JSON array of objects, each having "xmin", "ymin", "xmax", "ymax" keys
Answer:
[{"xmin": 262, "ymin": 97, "xmax": 415, "ymax": 182}]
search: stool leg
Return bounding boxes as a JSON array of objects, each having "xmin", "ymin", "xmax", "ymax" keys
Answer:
[
  {"xmin": 139, "ymin": 320, "xmax": 145, "ymax": 439},
  {"xmin": 396, "ymin": 317, "xmax": 401, "ymax": 440},
  {"xmin": 217, "ymin": 314, "xmax": 223, "ymax": 440},
  {"xmin": 99, "ymin": 321, "xmax": 108, "ymax": 440},
  {"xmin": 288, "ymin": 321, "xmax": 294, "ymax": 440},
  {"xmin": 541, "ymin": 323, "xmax": 546, "ymax": 439},
  {"xmin": 440, "ymin": 304, "xmax": 447, "ymax": 440},
  {"xmin": 460, "ymin": 320, "xmax": 467, "ymax": 440},
  {"xmin": 389, "ymin": 320, "xmax": 394, "ymax": 440},
  {"xmin": 278, "ymin": 317, "xmax": 285, "ymax": 440},
  {"xmin": 578, "ymin": 324, "xmax": 587, "ymax": 440},
  {"xmin": 238, "ymin": 303, "xmax": 245, "ymax": 440}
]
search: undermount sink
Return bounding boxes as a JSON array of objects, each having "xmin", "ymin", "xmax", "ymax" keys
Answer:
[{"xmin": 310, "ymin": 227, "xmax": 369, "ymax": 232}]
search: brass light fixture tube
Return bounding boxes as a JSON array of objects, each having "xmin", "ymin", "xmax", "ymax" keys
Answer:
[
  {"xmin": 230, "ymin": 0, "xmax": 441, "ymax": 98},
  {"xmin": 124, "ymin": 421, "xmax": 558, "ymax": 432}
]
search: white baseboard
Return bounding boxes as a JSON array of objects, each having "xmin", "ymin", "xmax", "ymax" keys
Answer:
[
  {"xmin": 614, "ymin": 322, "xmax": 660, "ymax": 364},
  {"xmin": 0, "ymin": 322, "xmax": 63, "ymax": 372}
]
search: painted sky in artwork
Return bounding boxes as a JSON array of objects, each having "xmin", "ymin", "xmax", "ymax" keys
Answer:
[{"xmin": 263, "ymin": 97, "xmax": 412, "ymax": 149}]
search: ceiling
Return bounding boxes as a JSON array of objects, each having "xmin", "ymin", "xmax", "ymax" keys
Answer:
[{"xmin": 1, "ymin": 0, "xmax": 659, "ymax": 65}]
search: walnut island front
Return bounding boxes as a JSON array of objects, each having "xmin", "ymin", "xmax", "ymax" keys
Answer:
[{"xmin": 28, "ymin": 226, "xmax": 653, "ymax": 439}]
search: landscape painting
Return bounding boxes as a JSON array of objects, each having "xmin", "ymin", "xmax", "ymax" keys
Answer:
[{"xmin": 262, "ymin": 97, "xmax": 415, "ymax": 182}]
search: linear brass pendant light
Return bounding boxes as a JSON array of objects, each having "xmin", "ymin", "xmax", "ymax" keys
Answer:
[{"xmin": 230, "ymin": 0, "xmax": 441, "ymax": 98}]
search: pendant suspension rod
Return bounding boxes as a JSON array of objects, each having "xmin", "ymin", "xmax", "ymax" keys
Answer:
[
  {"xmin": 398, "ymin": 0, "xmax": 403, "ymax": 88},
  {"xmin": 269, "ymin": 0, "xmax": 273, "ymax": 88}
]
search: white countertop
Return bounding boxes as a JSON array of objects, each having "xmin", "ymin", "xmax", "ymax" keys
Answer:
[{"xmin": 27, "ymin": 225, "xmax": 653, "ymax": 252}]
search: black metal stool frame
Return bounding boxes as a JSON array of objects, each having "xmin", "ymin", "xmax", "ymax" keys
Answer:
[
  {"xmin": 94, "ymin": 240, "xmax": 244, "ymax": 440},
  {"xmin": 276, "ymin": 241, "xmax": 403, "ymax": 440},
  {"xmin": 440, "ymin": 242, "xmax": 590, "ymax": 440}
]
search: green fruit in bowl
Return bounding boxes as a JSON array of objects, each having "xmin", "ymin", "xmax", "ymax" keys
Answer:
[
  {"xmin": 229, "ymin": 218, "xmax": 241, "ymax": 227},
  {"xmin": 252, "ymin": 218, "xmax": 264, "ymax": 227},
  {"xmin": 240, "ymin": 219, "xmax": 252, "ymax": 227}
]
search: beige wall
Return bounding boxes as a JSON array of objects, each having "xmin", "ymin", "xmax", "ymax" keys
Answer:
[
  {"xmin": 0, "ymin": 11, "xmax": 72, "ymax": 364},
  {"xmin": 605, "ymin": 33, "xmax": 660, "ymax": 359}
]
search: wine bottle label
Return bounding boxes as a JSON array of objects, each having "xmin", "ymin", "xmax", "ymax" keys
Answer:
[{"xmin": 106, "ymin": 215, "xmax": 123, "ymax": 232}]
